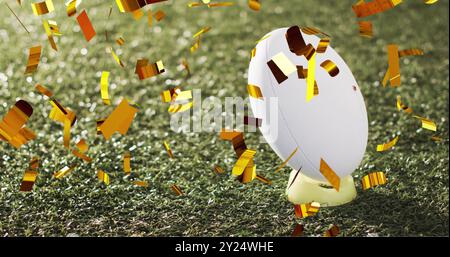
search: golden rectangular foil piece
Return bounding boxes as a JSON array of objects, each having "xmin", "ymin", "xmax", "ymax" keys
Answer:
[
  {"xmin": 115, "ymin": 0, "xmax": 168, "ymax": 13},
  {"xmin": 301, "ymin": 27, "xmax": 330, "ymax": 37},
  {"xmin": 24, "ymin": 45, "xmax": 42, "ymax": 74},
  {"xmin": 193, "ymin": 27, "xmax": 211, "ymax": 38},
  {"xmin": 292, "ymin": 224, "xmax": 304, "ymax": 237},
  {"xmin": 135, "ymin": 59, "xmax": 165, "ymax": 80},
  {"xmin": 255, "ymin": 174, "xmax": 272, "ymax": 185},
  {"xmin": 0, "ymin": 100, "xmax": 35, "ymax": 149},
  {"xmin": 297, "ymin": 66, "xmax": 307, "ymax": 79},
  {"xmin": 386, "ymin": 44, "xmax": 401, "ymax": 87},
  {"xmin": 190, "ymin": 38, "xmax": 200, "ymax": 53},
  {"xmin": 275, "ymin": 147, "xmax": 298, "ymax": 173},
  {"xmin": 208, "ymin": 2, "xmax": 234, "ymax": 7},
  {"xmin": 316, "ymin": 38, "xmax": 330, "ymax": 53},
  {"xmin": 323, "ymin": 224, "xmax": 340, "ymax": 237},
  {"xmin": 133, "ymin": 180, "xmax": 149, "ymax": 187},
  {"xmin": 171, "ymin": 184, "xmax": 183, "ymax": 196},
  {"xmin": 132, "ymin": 9, "xmax": 144, "ymax": 20},
  {"xmin": 306, "ymin": 53, "xmax": 317, "ymax": 102},
  {"xmin": 168, "ymin": 102, "xmax": 193, "ymax": 113},
  {"xmin": 100, "ymin": 71, "xmax": 111, "ymax": 105},
  {"xmin": 147, "ymin": 9, "xmax": 153, "ymax": 27},
  {"xmin": 358, "ymin": 21, "xmax": 373, "ymax": 38},
  {"xmin": 181, "ymin": 59, "xmax": 191, "ymax": 76},
  {"xmin": 250, "ymin": 48, "xmax": 256, "ymax": 60},
  {"xmin": 43, "ymin": 20, "xmax": 59, "ymax": 51},
  {"xmin": 66, "ymin": 0, "xmax": 78, "ymax": 17},
  {"xmin": 20, "ymin": 157, "xmax": 39, "ymax": 192},
  {"xmin": 294, "ymin": 201, "xmax": 320, "ymax": 218},
  {"xmin": 267, "ymin": 52, "xmax": 297, "ymax": 84},
  {"xmin": 77, "ymin": 10, "xmax": 96, "ymax": 42},
  {"xmin": 320, "ymin": 60, "xmax": 340, "ymax": 77},
  {"xmin": 248, "ymin": 0, "xmax": 261, "ymax": 11},
  {"xmin": 161, "ymin": 87, "xmax": 180, "ymax": 103},
  {"xmin": 188, "ymin": 2, "xmax": 203, "ymax": 7},
  {"xmin": 72, "ymin": 149, "xmax": 92, "ymax": 162},
  {"xmin": 163, "ymin": 141, "xmax": 174, "ymax": 158},
  {"xmin": 376, "ymin": 135, "xmax": 399, "ymax": 151},
  {"xmin": 413, "ymin": 115, "xmax": 437, "ymax": 131},
  {"xmin": 285, "ymin": 26, "xmax": 315, "ymax": 59},
  {"xmin": 124, "ymin": 152, "xmax": 131, "ymax": 174},
  {"xmin": 31, "ymin": 0, "xmax": 54, "ymax": 16},
  {"xmin": 110, "ymin": 47, "xmax": 125, "ymax": 67},
  {"xmin": 247, "ymin": 84, "xmax": 263, "ymax": 99},
  {"xmin": 213, "ymin": 165, "xmax": 225, "ymax": 174},
  {"xmin": 98, "ymin": 99, "xmax": 138, "ymax": 140},
  {"xmin": 396, "ymin": 96, "xmax": 413, "ymax": 113},
  {"xmin": 319, "ymin": 158, "xmax": 340, "ymax": 191},
  {"xmin": 154, "ymin": 10, "xmax": 166, "ymax": 21},
  {"xmin": 97, "ymin": 170, "xmax": 110, "ymax": 185},
  {"xmin": 232, "ymin": 149, "xmax": 256, "ymax": 176},
  {"xmin": 238, "ymin": 164, "xmax": 257, "ymax": 183},
  {"xmin": 116, "ymin": 37, "xmax": 125, "ymax": 45},
  {"xmin": 53, "ymin": 165, "xmax": 76, "ymax": 179},
  {"xmin": 361, "ymin": 171, "xmax": 387, "ymax": 190},
  {"xmin": 220, "ymin": 129, "xmax": 247, "ymax": 157},
  {"xmin": 352, "ymin": 0, "xmax": 402, "ymax": 18},
  {"xmin": 398, "ymin": 48, "xmax": 424, "ymax": 57}
]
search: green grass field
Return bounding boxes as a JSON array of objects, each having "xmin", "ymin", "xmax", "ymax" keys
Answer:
[{"xmin": 0, "ymin": 0, "xmax": 448, "ymax": 236}]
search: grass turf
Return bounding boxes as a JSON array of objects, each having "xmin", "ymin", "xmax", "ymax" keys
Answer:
[{"xmin": 0, "ymin": 0, "xmax": 448, "ymax": 236}]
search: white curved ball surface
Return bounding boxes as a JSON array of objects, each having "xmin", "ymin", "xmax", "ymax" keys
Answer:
[{"xmin": 248, "ymin": 27, "xmax": 368, "ymax": 182}]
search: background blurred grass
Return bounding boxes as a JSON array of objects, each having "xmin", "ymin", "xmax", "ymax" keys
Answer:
[{"xmin": 0, "ymin": 0, "xmax": 448, "ymax": 236}]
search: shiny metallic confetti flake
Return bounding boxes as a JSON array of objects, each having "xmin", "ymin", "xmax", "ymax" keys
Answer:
[
  {"xmin": 319, "ymin": 158, "xmax": 340, "ymax": 191},
  {"xmin": 77, "ymin": 10, "xmax": 96, "ymax": 42},
  {"xmin": 19, "ymin": 157, "xmax": 39, "ymax": 192},
  {"xmin": 248, "ymin": 0, "xmax": 261, "ymax": 11},
  {"xmin": 24, "ymin": 45, "xmax": 42, "ymax": 74},
  {"xmin": 376, "ymin": 135, "xmax": 399, "ymax": 152},
  {"xmin": 97, "ymin": 170, "xmax": 110, "ymax": 185},
  {"xmin": 323, "ymin": 224, "xmax": 340, "ymax": 237},
  {"xmin": 98, "ymin": 99, "xmax": 139, "ymax": 140},
  {"xmin": 320, "ymin": 59, "xmax": 340, "ymax": 77},
  {"xmin": 361, "ymin": 171, "xmax": 387, "ymax": 190},
  {"xmin": 0, "ymin": 100, "xmax": 36, "ymax": 149},
  {"xmin": 31, "ymin": 0, "xmax": 55, "ymax": 16}
]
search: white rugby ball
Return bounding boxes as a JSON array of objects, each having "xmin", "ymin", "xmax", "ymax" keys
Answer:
[{"xmin": 247, "ymin": 27, "xmax": 368, "ymax": 182}]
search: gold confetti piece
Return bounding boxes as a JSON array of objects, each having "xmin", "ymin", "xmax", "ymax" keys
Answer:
[
  {"xmin": 294, "ymin": 201, "xmax": 320, "ymax": 218},
  {"xmin": 147, "ymin": 9, "xmax": 153, "ymax": 27},
  {"xmin": 232, "ymin": 149, "xmax": 256, "ymax": 176},
  {"xmin": 48, "ymin": 99, "xmax": 77, "ymax": 126},
  {"xmin": 207, "ymin": 2, "xmax": 234, "ymax": 7},
  {"xmin": 424, "ymin": 0, "xmax": 438, "ymax": 4},
  {"xmin": 292, "ymin": 224, "xmax": 304, "ymax": 237},
  {"xmin": 248, "ymin": 0, "xmax": 261, "ymax": 11},
  {"xmin": 220, "ymin": 129, "xmax": 247, "ymax": 157},
  {"xmin": 193, "ymin": 27, "xmax": 211, "ymax": 38},
  {"xmin": 386, "ymin": 44, "xmax": 401, "ymax": 87},
  {"xmin": 163, "ymin": 141, "xmax": 174, "ymax": 158},
  {"xmin": 97, "ymin": 170, "xmax": 110, "ymax": 185},
  {"xmin": 319, "ymin": 158, "xmax": 340, "ymax": 191},
  {"xmin": 323, "ymin": 224, "xmax": 340, "ymax": 237},
  {"xmin": 115, "ymin": 0, "xmax": 168, "ymax": 13},
  {"xmin": 352, "ymin": 0, "xmax": 402, "ymax": 18},
  {"xmin": 301, "ymin": 26, "xmax": 330, "ymax": 37},
  {"xmin": 358, "ymin": 21, "xmax": 373, "ymax": 38},
  {"xmin": 247, "ymin": 84, "xmax": 263, "ymax": 99},
  {"xmin": 110, "ymin": 47, "xmax": 125, "ymax": 67},
  {"xmin": 320, "ymin": 60, "xmax": 340, "ymax": 77},
  {"xmin": 396, "ymin": 96, "xmax": 412, "ymax": 113},
  {"xmin": 43, "ymin": 20, "xmax": 58, "ymax": 51},
  {"xmin": 398, "ymin": 48, "xmax": 424, "ymax": 57},
  {"xmin": 77, "ymin": 10, "xmax": 96, "ymax": 42},
  {"xmin": 239, "ymin": 164, "xmax": 257, "ymax": 183},
  {"xmin": 361, "ymin": 171, "xmax": 387, "ymax": 190},
  {"xmin": 168, "ymin": 102, "xmax": 194, "ymax": 113},
  {"xmin": 316, "ymin": 38, "xmax": 330, "ymax": 53},
  {"xmin": 154, "ymin": 10, "xmax": 165, "ymax": 21},
  {"xmin": 66, "ymin": 0, "xmax": 78, "ymax": 17},
  {"xmin": 133, "ymin": 180, "xmax": 149, "ymax": 187},
  {"xmin": 75, "ymin": 139, "xmax": 88, "ymax": 153},
  {"xmin": 19, "ymin": 157, "xmax": 39, "ymax": 192},
  {"xmin": 181, "ymin": 58, "xmax": 191, "ymax": 76},
  {"xmin": 5, "ymin": 2, "xmax": 30, "ymax": 34},
  {"xmin": 431, "ymin": 136, "xmax": 442, "ymax": 142},
  {"xmin": 116, "ymin": 37, "xmax": 125, "ymax": 45},
  {"xmin": 285, "ymin": 26, "xmax": 315, "ymax": 59},
  {"xmin": 274, "ymin": 147, "xmax": 298, "ymax": 173},
  {"xmin": 244, "ymin": 116, "xmax": 262, "ymax": 127},
  {"xmin": 376, "ymin": 135, "xmax": 399, "ymax": 152},
  {"xmin": 267, "ymin": 52, "xmax": 297, "ymax": 84},
  {"xmin": 413, "ymin": 115, "xmax": 437, "ymax": 131},
  {"xmin": 100, "ymin": 71, "xmax": 111, "ymax": 105},
  {"xmin": 72, "ymin": 149, "xmax": 92, "ymax": 162},
  {"xmin": 135, "ymin": 59, "xmax": 165, "ymax": 80},
  {"xmin": 250, "ymin": 48, "xmax": 256, "ymax": 60},
  {"xmin": 213, "ymin": 165, "xmax": 225, "ymax": 174},
  {"xmin": 306, "ymin": 52, "xmax": 317, "ymax": 102},
  {"xmin": 171, "ymin": 184, "xmax": 183, "ymax": 196},
  {"xmin": 24, "ymin": 45, "xmax": 42, "ymax": 75},
  {"xmin": 188, "ymin": 2, "xmax": 203, "ymax": 7},
  {"xmin": 161, "ymin": 87, "xmax": 180, "ymax": 102},
  {"xmin": 0, "ymin": 100, "xmax": 35, "ymax": 149},
  {"xmin": 255, "ymin": 174, "xmax": 272, "ymax": 185},
  {"xmin": 296, "ymin": 66, "xmax": 307, "ymax": 79},
  {"xmin": 190, "ymin": 38, "xmax": 200, "ymax": 53},
  {"xmin": 53, "ymin": 165, "xmax": 76, "ymax": 179},
  {"xmin": 98, "ymin": 99, "xmax": 138, "ymax": 140},
  {"xmin": 123, "ymin": 152, "xmax": 131, "ymax": 174},
  {"xmin": 31, "ymin": 0, "xmax": 54, "ymax": 16},
  {"xmin": 35, "ymin": 84, "xmax": 53, "ymax": 97},
  {"xmin": 132, "ymin": 9, "xmax": 144, "ymax": 20}
]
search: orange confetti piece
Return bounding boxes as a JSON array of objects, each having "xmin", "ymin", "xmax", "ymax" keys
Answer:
[
  {"xmin": 24, "ymin": 45, "xmax": 42, "ymax": 75},
  {"xmin": 323, "ymin": 224, "xmax": 340, "ymax": 237},
  {"xmin": 0, "ymin": 100, "xmax": 36, "ymax": 149},
  {"xmin": 98, "ymin": 99, "xmax": 138, "ymax": 140},
  {"xmin": 77, "ymin": 10, "xmax": 96, "ymax": 42},
  {"xmin": 319, "ymin": 158, "xmax": 340, "ymax": 191}
]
